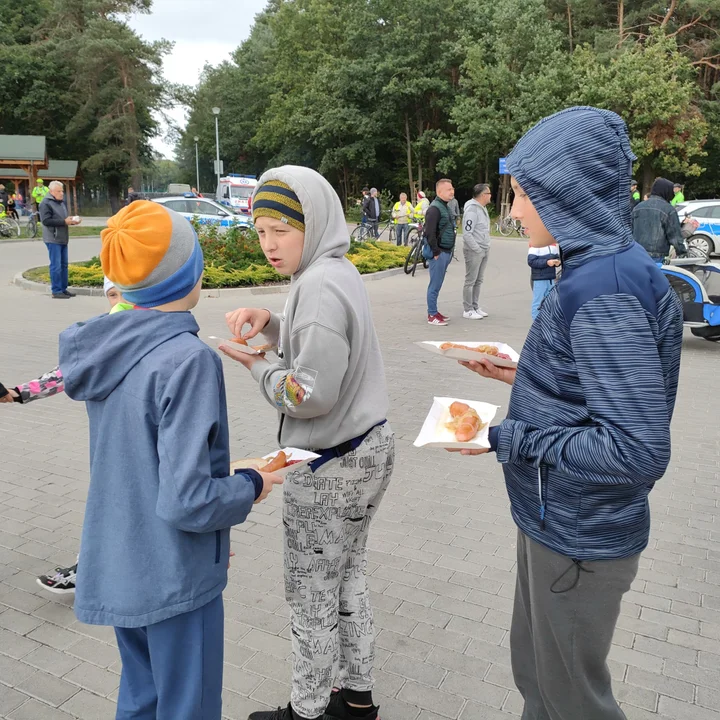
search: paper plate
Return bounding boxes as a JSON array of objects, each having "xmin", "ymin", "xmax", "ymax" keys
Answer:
[
  {"xmin": 209, "ymin": 336, "xmax": 277, "ymax": 356},
  {"xmin": 231, "ymin": 447, "xmax": 320, "ymax": 478},
  {"xmin": 414, "ymin": 397, "xmax": 499, "ymax": 449},
  {"xmin": 417, "ymin": 341, "xmax": 519, "ymax": 368}
]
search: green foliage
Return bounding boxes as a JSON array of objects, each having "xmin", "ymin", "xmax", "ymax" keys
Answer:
[
  {"xmin": 25, "ymin": 227, "xmax": 409, "ymax": 289},
  {"xmin": 178, "ymin": 0, "xmax": 719, "ymax": 201}
]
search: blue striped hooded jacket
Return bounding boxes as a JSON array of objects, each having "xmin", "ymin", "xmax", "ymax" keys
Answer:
[{"xmin": 491, "ymin": 107, "xmax": 684, "ymax": 561}]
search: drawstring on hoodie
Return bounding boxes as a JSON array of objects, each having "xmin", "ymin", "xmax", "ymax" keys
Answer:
[
  {"xmin": 537, "ymin": 466, "xmax": 548, "ymax": 529},
  {"xmin": 550, "ymin": 559, "xmax": 595, "ymax": 594}
]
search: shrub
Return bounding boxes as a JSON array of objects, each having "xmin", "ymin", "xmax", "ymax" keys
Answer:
[{"xmin": 24, "ymin": 225, "xmax": 409, "ymax": 289}]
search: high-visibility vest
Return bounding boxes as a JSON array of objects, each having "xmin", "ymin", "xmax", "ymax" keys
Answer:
[
  {"xmin": 392, "ymin": 201, "xmax": 413, "ymax": 224},
  {"xmin": 32, "ymin": 185, "xmax": 49, "ymax": 204},
  {"xmin": 414, "ymin": 198, "xmax": 429, "ymax": 222}
]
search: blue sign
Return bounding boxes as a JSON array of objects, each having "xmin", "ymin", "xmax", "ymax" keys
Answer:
[{"xmin": 499, "ymin": 157, "xmax": 508, "ymax": 175}]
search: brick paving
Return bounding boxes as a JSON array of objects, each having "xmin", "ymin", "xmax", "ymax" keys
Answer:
[{"xmin": 0, "ymin": 236, "xmax": 719, "ymax": 719}]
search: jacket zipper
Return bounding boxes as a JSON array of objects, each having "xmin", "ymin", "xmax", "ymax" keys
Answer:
[{"xmin": 215, "ymin": 530, "xmax": 221, "ymax": 564}]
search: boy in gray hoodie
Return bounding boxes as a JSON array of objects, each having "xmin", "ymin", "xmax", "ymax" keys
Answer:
[{"xmin": 221, "ymin": 166, "xmax": 394, "ymax": 720}]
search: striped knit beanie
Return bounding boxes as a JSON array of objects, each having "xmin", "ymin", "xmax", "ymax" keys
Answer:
[
  {"xmin": 252, "ymin": 180, "xmax": 305, "ymax": 232},
  {"xmin": 100, "ymin": 200, "xmax": 204, "ymax": 308}
]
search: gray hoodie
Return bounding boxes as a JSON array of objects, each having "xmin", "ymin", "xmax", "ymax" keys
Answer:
[
  {"xmin": 462, "ymin": 198, "xmax": 490, "ymax": 252},
  {"xmin": 250, "ymin": 165, "xmax": 389, "ymax": 450}
]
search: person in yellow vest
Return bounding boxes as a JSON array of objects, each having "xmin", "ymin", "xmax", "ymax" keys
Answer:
[
  {"xmin": 671, "ymin": 183, "xmax": 685, "ymax": 206},
  {"xmin": 391, "ymin": 192, "xmax": 414, "ymax": 246},
  {"xmin": 31, "ymin": 178, "xmax": 49, "ymax": 210},
  {"xmin": 414, "ymin": 190, "xmax": 429, "ymax": 223}
]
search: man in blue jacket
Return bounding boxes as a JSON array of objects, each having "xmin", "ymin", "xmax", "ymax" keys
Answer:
[{"xmin": 456, "ymin": 107, "xmax": 683, "ymax": 719}]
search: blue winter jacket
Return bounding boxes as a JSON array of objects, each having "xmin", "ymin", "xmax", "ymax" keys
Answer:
[
  {"xmin": 490, "ymin": 107, "xmax": 683, "ymax": 561},
  {"xmin": 59, "ymin": 310, "xmax": 262, "ymax": 627}
]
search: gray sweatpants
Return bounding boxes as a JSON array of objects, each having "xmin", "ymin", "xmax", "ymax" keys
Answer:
[
  {"xmin": 283, "ymin": 424, "xmax": 395, "ymax": 718},
  {"xmin": 512, "ymin": 531, "xmax": 639, "ymax": 720},
  {"xmin": 463, "ymin": 247, "xmax": 489, "ymax": 312}
]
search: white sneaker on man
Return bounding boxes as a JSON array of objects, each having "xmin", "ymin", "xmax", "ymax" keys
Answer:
[
  {"xmin": 475, "ymin": 308, "xmax": 489, "ymax": 318},
  {"xmin": 463, "ymin": 310, "xmax": 484, "ymax": 320}
]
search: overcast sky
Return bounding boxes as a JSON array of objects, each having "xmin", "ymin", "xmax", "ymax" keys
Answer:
[{"xmin": 128, "ymin": 0, "xmax": 269, "ymax": 158}]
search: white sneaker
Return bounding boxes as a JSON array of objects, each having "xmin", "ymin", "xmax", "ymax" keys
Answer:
[
  {"xmin": 463, "ymin": 310, "xmax": 484, "ymax": 320},
  {"xmin": 475, "ymin": 308, "xmax": 489, "ymax": 318}
]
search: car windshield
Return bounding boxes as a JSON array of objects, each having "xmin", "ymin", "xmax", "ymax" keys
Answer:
[{"xmin": 230, "ymin": 186, "xmax": 254, "ymax": 199}]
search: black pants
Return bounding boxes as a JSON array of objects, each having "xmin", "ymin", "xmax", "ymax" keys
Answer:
[{"xmin": 512, "ymin": 531, "xmax": 639, "ymax": 720}]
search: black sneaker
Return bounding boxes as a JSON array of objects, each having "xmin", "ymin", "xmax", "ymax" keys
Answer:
[
  {"xmin": 37, "ymin": 563, "xmax": 77, "ymax": 594},
  {"xmin": 52, "ymin": 293, "xmax": 70, "ymax": 299},
  {"xmin": 63, "ymin": 291, "xmax": 76, "ymax": 297},
  {"xmin": 326, "ymin": 691, "xmax": 379, "ymax": 720},
  {"xmin": 248, "ymin": 703, "xmax": 333, "ymax": 720}
]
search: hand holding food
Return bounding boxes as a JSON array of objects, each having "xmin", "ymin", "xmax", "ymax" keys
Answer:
[
  {"xmin": 460, "ymin": 358, "xmax": 517, "ymax": 385},
  {"xmin": 225, "ymin": 307, "xmax": 271, "ymax": 340},
  {"xmin": 255, "ymin": 471, "xmax": 284, "ymax": 504},
  {"xmin": 440, "ymin": 342, "xmax": 513, "ymax": 361}
]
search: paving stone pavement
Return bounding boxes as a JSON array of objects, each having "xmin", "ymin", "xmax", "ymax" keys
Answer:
[{"xmin": 0, "ymin": 237, "xmax": 719, "ymax": 720}]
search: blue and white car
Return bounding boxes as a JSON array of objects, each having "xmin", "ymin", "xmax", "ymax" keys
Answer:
[
  {"xmin": 152, "ymin": 195, "xmax": 253, "ymax": 232},
  {"xmin": 675, "ymin": 199, "xmax": 720, "ymax": 257}
]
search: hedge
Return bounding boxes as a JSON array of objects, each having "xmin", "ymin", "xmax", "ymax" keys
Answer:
[{"xmin": 24, "ymin": 225, "xmax": 411, "ymax": 289}]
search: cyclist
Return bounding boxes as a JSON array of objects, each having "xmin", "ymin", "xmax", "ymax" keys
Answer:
[
  {"xmin": 31, "ymin": 178, "xmax": 49, "ymax": 210},
  {"xmin": 391, "ymin": 192, "xmax": 413, "ymax": 245},
  {"xmin": 671, "ymin": 183, "xmax": 685, "ymax": 206},
  {"xmin": 414, "ymin": 190, "xmax": 429, "ymax": 224}
]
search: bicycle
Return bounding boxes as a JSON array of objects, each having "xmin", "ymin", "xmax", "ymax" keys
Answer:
[
  {"xmin": 350, "ymin": 218, "xmax": 397, "ymax": 244},
  {"xmin": 495, "ymin": 215, "xmax": 528, "ymax": 238},
  {"xmin": 0, "ymin": 215, "xmax": 21, "ymax": 238},
  {"xmin": 403, "ymin": 225, "xmax": 429, "ymax": 276},
  {"xmin": 25, "ymin": 211, "xmax": 39, "ymax": 238}
]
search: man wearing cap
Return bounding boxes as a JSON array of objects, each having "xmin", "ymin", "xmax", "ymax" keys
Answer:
[
  {"xmin": 32, "ymin": 178, "xmax": 49, "ymax": 210},
  {"xmin": 630, "ymin": 180, "xmax": 641, "ymax": 208}
]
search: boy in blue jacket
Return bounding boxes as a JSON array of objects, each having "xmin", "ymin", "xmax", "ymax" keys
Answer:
[
  {"xmin": 527, "ymin": 243, "xmax": 560, "ymax": 319},
  {"xmin": 59, "ymin": 200, "xmax": 283, "ymax": 720},
  {"xmin": 456, "ymin": 108, "xmax": 683, "ymax": 719}
]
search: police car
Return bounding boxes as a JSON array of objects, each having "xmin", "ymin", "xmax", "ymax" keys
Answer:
[
  {"xmin": 152, "ymin": 195, "xmax": 253, "ymax": 232},
  {"xmin": 675, "ymin": 199, "xmax": 720, "ymax": 257}
]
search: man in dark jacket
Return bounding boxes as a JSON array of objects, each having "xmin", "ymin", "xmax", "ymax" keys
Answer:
[
  {"xmin": 125, "ymin": 187, "xmax": 141, "ymax": 206},
  {"xmin": 40, "ymin": 181, "xmax": 79, "ymax": 299},
  {"xmin": 362, "ymin": 187, "xmax": 381, "ymax": 238},
  {"xmin": 455, "ymin": 107, "xmax": 683, "ymax": 720},
  {"xmin": 631, "ymin": 178, "xmax": 686, "ymax": 261},
  {"xmin": 425, "ymin": 178, "xmax": 456, "ymax": 325}
]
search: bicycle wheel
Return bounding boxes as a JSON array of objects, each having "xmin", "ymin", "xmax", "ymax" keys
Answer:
[
  {"xmin": 498, "ymin": 217, "xmax": 514, "ymax": 236},
  {"xmin": 404, "ymin": 241, "xmax": 421, "ymax": 275},
  {"xmin": 25, "ymin": 217, "xmax": 37, "ymax": 238},
  {"xmin": 350, "ymin": 225, "xmax": 369, "ymax": 242},
  {"xmin": 406, "ymin": 227, "xmax": 419, "ymax": 247}
]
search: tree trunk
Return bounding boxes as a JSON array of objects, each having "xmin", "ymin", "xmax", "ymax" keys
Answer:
[
  {"xmin": 108, "ymin": 177, "xmax": 121, "ymax": 215},
  {"xmin": 417, "ymin": 160, "xmax": 423, "ymax": 199},
  {"xmin": 567, "ymin": 1, "xmax": 574, "ymax": 52},
  {"xmin": 405, "ymin": 114, "xmax": 415, "ymax": 203},
  {"xmin": 618, "ymin": 0, "xmax": 624, "ymax": 44},
  {"xmin": 641, "ymin": 159, "xmax": 655, "ymax": 198}
]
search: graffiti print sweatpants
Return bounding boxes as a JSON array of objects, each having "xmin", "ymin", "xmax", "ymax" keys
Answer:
[{"xmin": 283, "ymin": 423, "xmax": 395, "ymax": 719}]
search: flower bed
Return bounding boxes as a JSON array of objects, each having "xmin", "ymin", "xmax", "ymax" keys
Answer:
[{"xmin": 23, "ymin": 225, "xmax": 410, "ymax": 289}]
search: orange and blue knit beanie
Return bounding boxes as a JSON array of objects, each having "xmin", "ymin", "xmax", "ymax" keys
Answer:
[
  {"xmin": 100, "ymin": 200, "xmax": 204, "ymax": 308},
  {"xmin": 252, "ymin": 180, "xmax": 305, "ymax": 232}
]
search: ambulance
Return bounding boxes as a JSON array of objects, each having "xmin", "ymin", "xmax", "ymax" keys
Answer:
[{"xmin": 216, "ymin": 174, "xmax": 257, "ymax": 215}]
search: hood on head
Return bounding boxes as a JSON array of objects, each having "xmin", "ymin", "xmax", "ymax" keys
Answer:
[
  {"xmin": 253, "ymin": 165, "xmax": 349, "ymax": 275},
  {"xmin": 506, "ymin": 106, "xmax": 637, "ymax": 266},
  {"xmin": 59, "ymin": 310, "xmax": 200, "ymax": 402},
  {"xmin": 651, "ymin": 178, "xmax": 675, "ymax": 203}
]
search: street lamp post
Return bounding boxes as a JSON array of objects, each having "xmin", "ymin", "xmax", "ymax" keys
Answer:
[
  {"xmin": 193, "ymin": 136, "xmax": 200, "ymax": 194},
  {"xmin": 212, "ymin": 107, "xmax": 221, "ymax": 195}
]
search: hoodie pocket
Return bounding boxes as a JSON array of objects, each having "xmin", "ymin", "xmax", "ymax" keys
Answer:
[{"xmin": 215, "ymin": 530, "xmax": 221, "ymax": 564}]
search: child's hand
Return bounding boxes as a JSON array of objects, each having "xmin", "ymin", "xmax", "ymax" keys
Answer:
[
  {"xmin": 228, "ymin": 550, "xmax": 235, "ymax": 569},
  {"xmin": 225, "ymin": 308, "xmax": 271, "ymax": 340},
  {"xmin": 547, "ymin": 259, "xmax": 561, "ymax": 267},
  {"xmin": 0, "ymin": 388, "xmax": 17, "ymax": 404},
  {"xmin": 255, "ymin": 471, "xmax": 283, "ymax": 504},
  {"xmin": 459, "ymin": 358, "xmax": 516, "ymax": 385},
  {"xmin": 218, "ymin": 344, "xmax": 265, "ymax": 370}
]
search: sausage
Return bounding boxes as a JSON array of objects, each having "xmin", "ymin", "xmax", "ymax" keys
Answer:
[
  {"xmin": 230, "ymin": 337, "xmax": 248, "ymax": 346},
  {"xmin": 455, "ymin": 411, "xmax": 481, "ymax": 442},
  {"xmin": 449, "ymin": 401, "xmax": 470, "ymax": 418},
  {"xmin": 259, "ymin": 451, "xmax": 287, "ymax": 473}
]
